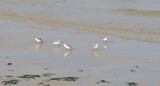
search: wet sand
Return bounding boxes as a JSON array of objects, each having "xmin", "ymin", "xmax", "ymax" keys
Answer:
[{"xmin": 0, "ymin": 0, "xmax": 160, "ymax": 86}]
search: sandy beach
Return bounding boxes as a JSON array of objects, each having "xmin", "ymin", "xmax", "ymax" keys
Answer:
[{"xmin": 0, "ymin": 0, "xmax": 160, "ymax": 86}]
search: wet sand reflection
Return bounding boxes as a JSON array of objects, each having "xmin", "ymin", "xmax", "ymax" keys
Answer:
[
  {"xmin": 102, "ymin": 43, "xmax": 108, "ymax": 49},
  {"xmin": 64, "ymin": 50, "xmax": 72, "ymax": 57},
  {"xmin": 52, "ymin": 47, "xmax": 63, "ymax": 53},
  {"xmin": 34, "ymin": 43, "xmax": 42, "ymax": 49},
  {"xmin": 91, "ymin": 50, "xmax": 100, "ymax": 57}
]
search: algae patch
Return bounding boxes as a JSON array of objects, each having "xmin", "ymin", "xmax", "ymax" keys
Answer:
[
  {"xmin": 43, "ymin": 73, "xmax": 55, "ymax": 77},
  {"xmin": 126, "ymin": 82, "xmax": 138, "ymax": 86},
  {"xmin": 2, "ymin": 79, "xmax": 20, "ymax": 85},
  {"xmin": 96, "ymin": 80, "xmax": 111, "ymax": 84},
  {"xmin": 17, "ymin": 74, "xmax": 40, "ymax": 79},
  {"xmin": 5, "ymin": 76, "xmax": 13, "ymax": 77},
  {"xmin": 49, "ymin": 77, "xmax": 79, "ymax": 81}
]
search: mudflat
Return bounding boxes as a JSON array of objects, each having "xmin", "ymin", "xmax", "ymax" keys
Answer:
[{"xmin": 0, "ymin": 0, "xmax": 160, "ymax": 86}]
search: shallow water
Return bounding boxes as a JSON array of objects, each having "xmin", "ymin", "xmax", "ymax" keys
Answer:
[
  {"xmin": 0, "ymin": 0, "xmax": 160, "ymax": 43},
  {"xmin": 0, "ymin": 0, "xmax": 160, "ymax": 86}
]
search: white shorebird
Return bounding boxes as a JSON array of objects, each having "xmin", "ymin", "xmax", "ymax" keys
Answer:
[
  {"xmin": 89, "ymin": 43, "xmax": 99, "ymax": 50},
  {"xmin": 63, "ymin": 43, "xmax": 72, "ymax": 50},
  {"xmin": 34, "ymin": 36, "xmax": 43, "ymax": 43},
  {"xmin": 101, "ymin": 37, "xmax": 108, "ymax": 42},
  {"xmin": 51, "ymin": 40, "xmax": 61, "ymax": 46}
]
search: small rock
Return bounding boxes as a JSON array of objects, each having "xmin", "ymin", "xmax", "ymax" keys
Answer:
[
  {"xmin": 44, "ymin": 68, "xmax": 48, "ymax": 70},
  {"xmin": 130, "ymin": 69, "xmax": 136, "ymax": 72},
  {"xmin": 77, "ymin": 70, "xmax": 83, "ymax": 72},
  {"xmin": 7, "ymin": 63, "xmax": 12, "ymax": 65}
]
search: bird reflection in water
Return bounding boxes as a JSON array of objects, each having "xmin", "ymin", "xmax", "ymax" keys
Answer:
[
  {"xmin": 64, "ymin": 50, "xmax": 72, "ymax": 57},
  {"xmin": 102, "ymin": 43, "xmax": 108, "ymax": 49},
  {"xmin": 52, "ymin": 47, "xmax": 63, "ymax": 53},
  {"xmin": 91, "ymin": 50, "xmax": 100, "ymax": 57},
  {"xmin": 34, "ymin": 43, "xmax": 42, "ymax": 49}
]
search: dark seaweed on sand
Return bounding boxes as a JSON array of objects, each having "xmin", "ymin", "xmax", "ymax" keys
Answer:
[
  {"xmin": 126, "ymin": 82, "xmax": 138, "ymax": 86},
  {"xmin": 43, "ymin": 73, "xmax": 55, "ymax": 77},
  {"xmin": 96, "ymin": 80, "xmax": 111, "ymax": 84},
  {"xmin": 2, "ymin": 79, "xmax": 20, "ymax": 85},
  {"xmin": 17, "ymin": 74, "xmax": 40, "ymax": 79},
  {"xmin": 49, "ymin": 77, "xmax": 79, "ymax": 81}
]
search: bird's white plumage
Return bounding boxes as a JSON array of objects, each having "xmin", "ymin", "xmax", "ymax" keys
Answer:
[
  {"xmin": 102, "ymin": 37, "xmax": 108, "ymax": 42},
  {"xmin": 63, "ymin": 43, "xmax": 72, "ymax": 50},
  {"xmin": 51, "ymin": 40, "xmax": 61, "ymax": 46},
  {"xmin": 90, "ymin": 43, "xmax": 99, "ymax": 50},
  {"xmin": 34, "ymin": 36, "xmax": 43, "ymax": 43}
]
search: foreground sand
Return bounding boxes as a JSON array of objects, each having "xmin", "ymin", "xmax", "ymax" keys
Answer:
[{"xmin": 0, "ymin": 26, "xmax": 160, "ymax": 86}]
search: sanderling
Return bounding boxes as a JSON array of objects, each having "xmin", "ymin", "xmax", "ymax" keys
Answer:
[
  {"xmin": 89, "ymin": 43, "xmax": 99, "ymax": 50},
  {"xmin": 63, "ymin": 43, "xmax": 72, "ymax": 50},
  {"xmin": 34, "ymin": 36, "xmax": 43, "ymax": 43},
  {"xmin": 51, "ymin": 40, "xmax": 61, "ymax": 46},
  {"xmin": 101, "ymin": 37, "xmax": 108, "ymax": 42}
]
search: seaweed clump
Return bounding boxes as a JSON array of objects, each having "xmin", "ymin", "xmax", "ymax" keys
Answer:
[
  {"xmin": 43, "ymin": 73, "xmax": 55, "ymax": 77},
  {"xmin": 2, "ymin": 79, "xmax": 20, "ymax": 85},
  {"xmin": 127, "ymin": 82, "xmax": 138, "ymax": 86},
  {"xmin": 49, "ymin": 77, "xmax": 79, "ymax": 81},
  {"xmin": 17, "ymin": 74, "xmax": 40, "ymax": 79},
  {"xmin": 96, "ymin": 80, "xmax": 111, "ymax": 84}
]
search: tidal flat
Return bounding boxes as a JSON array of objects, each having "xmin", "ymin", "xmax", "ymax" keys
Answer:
[{"xmin": 0, "ymin": 0, "xmax": 160, "ymax": 86}]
